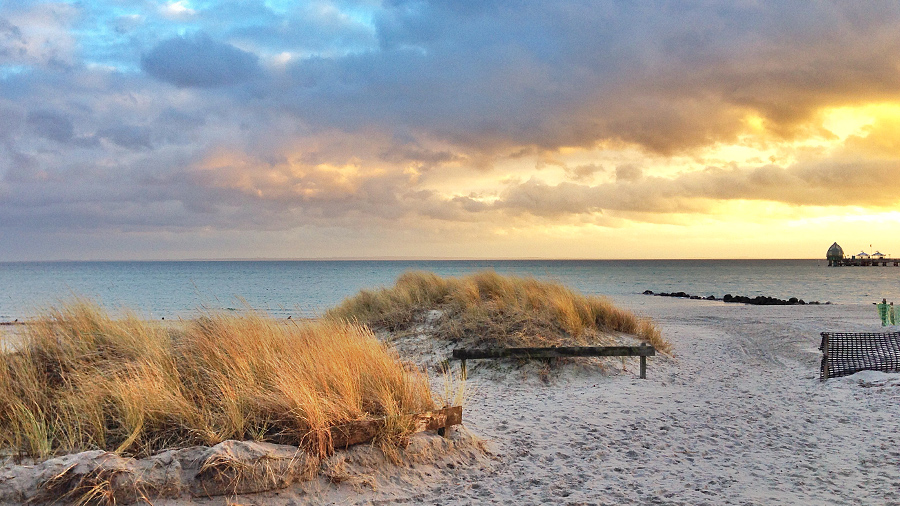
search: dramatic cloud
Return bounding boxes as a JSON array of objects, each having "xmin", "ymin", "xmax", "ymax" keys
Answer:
[
  {"xmin": 260, "ymin": 2, "xmax": 900, "ymax": 155},
  {"xmin": 2, "ymin": 0, "xmax": 900, "ymax": 259}
]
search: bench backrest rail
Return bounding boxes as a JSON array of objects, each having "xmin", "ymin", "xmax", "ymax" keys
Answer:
[{"xmin": 451, "ymin": 345, "xmax": 656, "ymax": 379}]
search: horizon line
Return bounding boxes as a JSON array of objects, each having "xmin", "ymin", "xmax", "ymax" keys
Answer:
[{"xmin": 0, "ymin": 257, "xmax": 827, "ymax": 263}]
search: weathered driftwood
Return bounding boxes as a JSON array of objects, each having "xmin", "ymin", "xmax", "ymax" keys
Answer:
[
  {"xmin": 451, "ymin": 345, "xmax": 656, "ymax": 379},
  {"xmin": 330, "ymin": 406, "xmax": 463, "ymax": 449}
]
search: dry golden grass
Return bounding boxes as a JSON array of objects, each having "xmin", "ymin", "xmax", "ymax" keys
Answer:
[
  {"xmin": 0, "ymin": 300, "xmax": 434, "ymax": 461},
  {"xmin": 327, "ymin": 270, "xmax": 670, "ymax": 353}
]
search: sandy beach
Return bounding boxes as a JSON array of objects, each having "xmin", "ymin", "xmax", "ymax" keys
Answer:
[
  {"xmin": 427, "ymin": 298, "xmax": 900, "ymax": 506},
  {"xmin": 3, "ymin": 296, "xmax": 899, "ymax": 505},
  {"xmin": 301, "ymin": 297, "xmax": 899, "ymax": 505}
]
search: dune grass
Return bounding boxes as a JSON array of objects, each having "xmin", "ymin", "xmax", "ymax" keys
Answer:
[
  {"xmin": 326, "ymin": 270, "xmax": 669, "ymax": 353},
  {"xmin": 0, "ymin": 301, "xmax": 434, "ymax": 461}
]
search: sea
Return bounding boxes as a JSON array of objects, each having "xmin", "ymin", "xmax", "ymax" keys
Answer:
[{"xmin": 0, "ymin": 259, "xmax": 898, "ymax": 321}]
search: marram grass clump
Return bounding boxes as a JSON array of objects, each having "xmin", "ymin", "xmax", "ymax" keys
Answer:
[
  {"xmin": 326, "ymin": 270, "xmax": 670, "ymax": 353},
  {"xmin": 0, "ymin": 301, "xmax": 434, "ymax": 461}
]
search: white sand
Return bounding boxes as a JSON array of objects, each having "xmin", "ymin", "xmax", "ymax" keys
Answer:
[
  {"xmin": 4, "ymin": 297, "xmax": 900, "ymax": 505},
  {"xmin": 329, "ymin": 297, "xmax": 900, "ymax": 506}
]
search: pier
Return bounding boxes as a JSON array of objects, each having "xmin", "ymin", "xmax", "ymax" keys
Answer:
[
  {"xmin": 828, "ymin": 257, "xmax": 900, "ymax": 267},
  {"xmin": 826, "ymin": 242, "xmax": 899, "ymax": 267}
]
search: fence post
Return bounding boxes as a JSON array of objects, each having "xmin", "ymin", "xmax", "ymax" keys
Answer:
[{"xmin": 821, "ymin": 333, "xmax": 829, "ymax": 381}]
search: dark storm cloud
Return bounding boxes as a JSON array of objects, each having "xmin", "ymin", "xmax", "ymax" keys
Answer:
[{"xmin": 141, "ymin": 32, "xmax": 262, "ymax": 88}]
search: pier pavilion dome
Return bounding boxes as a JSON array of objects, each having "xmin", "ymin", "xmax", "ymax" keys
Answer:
[{"xmin": 826, "ymin": 242, "xmax": 844, "ymax": 261}]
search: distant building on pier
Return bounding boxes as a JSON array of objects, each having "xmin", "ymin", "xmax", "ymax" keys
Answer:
[
  {"xmin": 826, "ymin": 242, "xmax": 844, "ymax": 266},
  {"xmin": 827, "ymin": 242, "xmax": 898, "ymax": 267}
]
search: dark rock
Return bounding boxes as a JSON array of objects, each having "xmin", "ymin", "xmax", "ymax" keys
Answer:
[{"xmin": 646, "ymin": 289, "xmax": 812, "ymax": 306}]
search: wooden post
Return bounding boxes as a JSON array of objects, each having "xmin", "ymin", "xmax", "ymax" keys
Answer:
[
  {"xmin": 640, "ymin": 356, "xmax": 647, "ymax": 379},
  {"xmin": 460, "ymin": 359, "xmax": 466, "ymax": 379},
  {"xmin": 821, "ymin": 333, "xmax": 829, "ymax": 381}
]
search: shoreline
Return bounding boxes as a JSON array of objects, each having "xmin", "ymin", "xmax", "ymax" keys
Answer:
[{"xmin": 0, "ymin": 297, "xmax": 878, "ymax": 326}]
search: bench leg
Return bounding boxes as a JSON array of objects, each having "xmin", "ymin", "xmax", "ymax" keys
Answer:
[
  {"xmin": 461, "ymin": 359, "xmax": 467, "ymax": 379},
  {"xmin": 640, "ymin": 356, "xmax": 647, "ymax": 379}
]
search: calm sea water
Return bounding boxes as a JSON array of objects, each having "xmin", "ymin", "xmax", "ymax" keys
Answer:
[{"xmin": 1, "ymin": 260, "xmax": 898, "ymax": 321}]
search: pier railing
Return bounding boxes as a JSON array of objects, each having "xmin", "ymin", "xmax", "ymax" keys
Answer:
[{"xmin": 828, "ymin": 257, "xmax": 899, "ymax": 267}]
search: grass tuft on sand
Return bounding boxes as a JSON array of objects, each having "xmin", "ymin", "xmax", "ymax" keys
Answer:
[
  {"xmin": 0, "ymin": 300, "xmax": 434, "ymax": 461},
  {"xmin": 326, "ymin": 270, "xmax": 670, "ymax": 353}
]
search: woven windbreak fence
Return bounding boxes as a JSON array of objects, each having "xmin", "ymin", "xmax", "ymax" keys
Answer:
[{"xmin": 819, "ymin": 332, "xmax": 900, "ymax": 380}]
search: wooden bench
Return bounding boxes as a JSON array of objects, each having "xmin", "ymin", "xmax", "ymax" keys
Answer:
[{"xmin": 451, "ymin": 345, "xmax": 657, "ymax": 379}]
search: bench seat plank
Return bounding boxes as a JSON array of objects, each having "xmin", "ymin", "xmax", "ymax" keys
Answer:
[
  {"xmin": 451, "ymin": 345, "xmax": 656, "ymax": 378},
  {"xmin": 452, "ymin": 345, "xmax": 655, "ymax": 360}
]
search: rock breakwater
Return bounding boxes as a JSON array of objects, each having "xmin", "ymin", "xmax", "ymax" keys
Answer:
[{"xmin": 642, "ymin": 290, "xmax": 827, "ymax": 305}]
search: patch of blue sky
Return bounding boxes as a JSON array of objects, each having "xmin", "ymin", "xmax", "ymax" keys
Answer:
[
  {"xmin": 68, "ymin": 1, "xmax": 202, "ymax": 69},
  {"xmin": 0, "ymin": 65, "xmax": 30, "ymax": 80},
  {"xmin": 261, "ymin": 0, "xmax": 295, "ymax": 16},
  {"xmin": 259, "ymin": 0, "xmax": 380, "ymax": 21},
  {"xmin": 33, "ymin": 0, "xmax": 381, "ymax": 70},
  {"xmin": 327, "ymin": 1, "xmax": 380, "ymax": 28},
  {"xmin": 214, "ymin": 1, "xmax": 379, "ymax": 58}
]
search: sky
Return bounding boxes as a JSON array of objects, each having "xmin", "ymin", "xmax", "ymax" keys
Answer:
[{"xmin": 2, "ymin": 1, "xmax": 900, "ymax": 261}]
